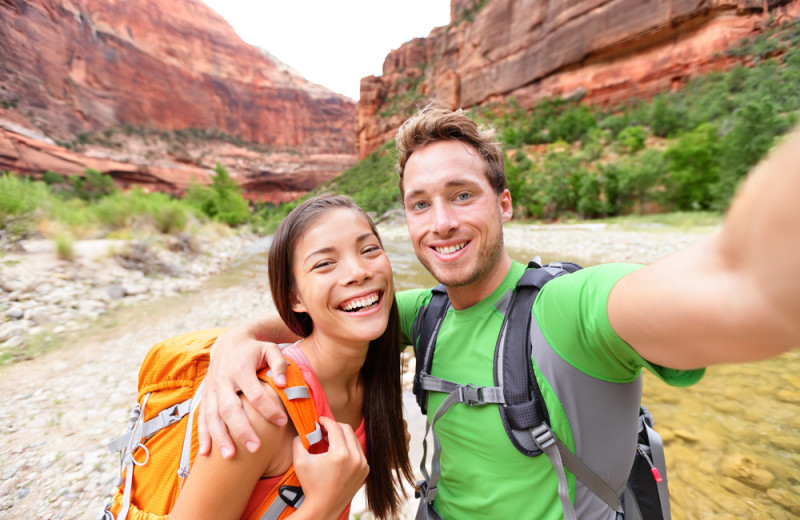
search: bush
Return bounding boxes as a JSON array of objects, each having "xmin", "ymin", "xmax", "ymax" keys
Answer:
[
  {"xmin": 69, "ymin": 168, "xmax": 117, "ymax": 201},
  {"xmin": 548, "ymin": 105, "xmax": 597, "ymax": 143},
  {"xmin": 615, "ymin": 126, "xmax": 647, "ymax": 155},
  {"xmin": 0, "ymin": 173, "xmax": 50, "ymax": 244},
  {"xmin": 54, "ymin": 231, "xmax": 75, "ymax": 261},
  {"xmin": 664, "ymin": 123, "xmax": 721, "ymax": 210},
  {"xmin": 185, "ymin": 163, "xmax": 250, "ymax": 227},
  {"xmin": 714, "ymin": 98, "xmax": 789, "ymax": 209}
]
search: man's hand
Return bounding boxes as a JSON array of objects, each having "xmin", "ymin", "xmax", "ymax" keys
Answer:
[
  {"xmin": 197, "ymin": 328, "xmax": 290, "ymax": 458},
  {"xmin": 292, "ymin": 417, "xmax": 369, "ymax": 519}
]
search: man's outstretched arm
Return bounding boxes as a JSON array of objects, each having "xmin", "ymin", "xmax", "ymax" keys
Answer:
[
  {"xmin": 198, "ymin": 312, "xmax": 298, "ymax": 458},
  {"xmin": 609, "ymin": 127, "xmax": 800, "ymax": 369}
]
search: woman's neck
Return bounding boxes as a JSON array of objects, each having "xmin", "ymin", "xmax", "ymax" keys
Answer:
[{"xmin": 297, "ymin": 333, "xmax": 367, "ymax": 427}]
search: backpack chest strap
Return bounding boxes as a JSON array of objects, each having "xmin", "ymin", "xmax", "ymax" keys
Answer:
[{"xmin": 419, "ymin": 373, "xmax": 505, "ymax": 406}]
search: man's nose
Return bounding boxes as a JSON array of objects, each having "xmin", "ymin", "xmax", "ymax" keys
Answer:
[{"xmin": 431, "ymin": 202, "xmax": 458, "ymax": 235}]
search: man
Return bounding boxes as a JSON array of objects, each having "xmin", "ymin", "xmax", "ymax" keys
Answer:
[{"xmin": 199, "ymin": 107, "xmax": 800, "ymax": 519}]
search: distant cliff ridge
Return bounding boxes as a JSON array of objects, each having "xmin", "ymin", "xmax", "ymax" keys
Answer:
[
  {"xmin": 359, "ymin": 0, "xmax": 799, "ymax": 158},
  {"xmin": 0, "ymin": 0, "xmax": 357, "ymax": 202}
]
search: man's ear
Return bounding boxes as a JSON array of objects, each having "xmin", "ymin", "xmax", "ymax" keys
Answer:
[{"xmin": 499, "ymin": 189, "xmax": 513, "ymax": 223}]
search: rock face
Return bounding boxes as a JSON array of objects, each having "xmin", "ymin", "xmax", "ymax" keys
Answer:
[
  {"xmin": 359, "ymin": 0, "xmax": 799, "ymax": 158},
  {"xmin": 0, "ymin": 0, "xmax": 357, "ymax": 201}
]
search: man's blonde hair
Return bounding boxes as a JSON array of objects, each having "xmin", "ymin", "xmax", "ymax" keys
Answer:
[{"xmin": 395, "ymin": 105, "xmax": 507, "ymax": 196}]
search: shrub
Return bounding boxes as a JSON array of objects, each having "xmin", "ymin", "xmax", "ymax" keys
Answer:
[
  {"xmin": 714, "ymin": 98, "xmax": 789, "ymax": 210},
  {"xmin": 54, "ymin": 231, "xmax": 75, "ymax": 261},
  {"xmin": 0, "ymin": 173, "xmax": 50, "ymax": 244},
  {"xmin": 664, "ymin": 123, "xmax": 721, "ymax": 210},
  {"xmin": 615, "ymin": 125, "xmax": 647, "ymax": 155},
  {"xmin": 548, "ymin": 104, "xmax": 597, "ymax": 143},
  {"xmin": 185, "ymin": 163, "xmax": 250, "ymax": 227},
  {"xmin": 69, "ymin": 168, "xmax": 117, "ymax": 202}
]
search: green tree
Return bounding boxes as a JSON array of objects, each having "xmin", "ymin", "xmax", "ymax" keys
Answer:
[
  {"xmin": 186, "ymin": 163, "xmax": 250, "ymax": 226},
  {"xmin": 664, "ymin": 123, "xmax": 720, "ymax": 210}
]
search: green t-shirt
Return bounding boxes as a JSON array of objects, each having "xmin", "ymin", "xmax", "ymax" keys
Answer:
[{"xmin": 397, "ymin": 261, "xmax": 703, "ymax": 520}]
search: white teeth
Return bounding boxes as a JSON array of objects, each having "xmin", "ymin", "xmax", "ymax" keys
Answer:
[
  {"xmin": 341, "ymin": 292, "xmax": 380, "ymax": 312},
  {"xmin": 434, "ymin": 242, "xmax": 466, "ymax": 255}
]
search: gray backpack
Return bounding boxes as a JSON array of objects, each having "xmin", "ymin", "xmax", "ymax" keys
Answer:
[{"xmin": 410, "ymin": 258, "xmax": 670, "ymax": 520}]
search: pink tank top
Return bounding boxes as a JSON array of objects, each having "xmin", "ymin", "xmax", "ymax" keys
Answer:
[{"xmin": 241, "ymin": 345, "xmax": 367, "ymax": 519}]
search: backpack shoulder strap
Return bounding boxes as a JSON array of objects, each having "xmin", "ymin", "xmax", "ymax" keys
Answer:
[
  {"xmin": 411, "ymin": 284, "xmax": 450, "ymax": 415},
  {"xmin": 494, "ymin": 259, "xmax": 582, "ymax": 455},
  {"xmin": 245, "ymin": 361, "xmax": 323, "ymax": 520}
]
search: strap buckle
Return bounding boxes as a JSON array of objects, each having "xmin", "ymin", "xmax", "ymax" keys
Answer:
[
  {"xmin": 456, "ymin": 384, "xmax": 485, "ymax": 406},
  {"xmin": 414, "ymin": 479, "xmax": 438, "ymax": 502},
  {"xmin": 531, "ymin": 423, "xmax": 555, "ymax": 450},
  {"xmin": 278, "ymin": 485, "xmax": 305, "ymax": 507}
]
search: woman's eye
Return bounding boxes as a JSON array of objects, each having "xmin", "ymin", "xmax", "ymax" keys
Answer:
[
  {"xmin": 312, "ymin": 260, "xmax": 334, "ymax": 270},
  {"xmin": 363, "ymin": 245, "xmax": 382, "ymax": 255}
]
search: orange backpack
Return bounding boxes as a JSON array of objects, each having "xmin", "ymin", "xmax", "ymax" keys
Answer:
[{"xmin": 97, "ymin": 329, "xmax": 322, "ymax": 520}]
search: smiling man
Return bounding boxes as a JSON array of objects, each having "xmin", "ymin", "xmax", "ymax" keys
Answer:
[{"xmin": 198, "ymin": 106, "xmax": 800, "ymax": 520}]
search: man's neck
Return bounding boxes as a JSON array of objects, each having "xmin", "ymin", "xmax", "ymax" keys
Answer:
[{"xmin": 446, "ymin": 253, "xmax": 513, "ymax": 310}]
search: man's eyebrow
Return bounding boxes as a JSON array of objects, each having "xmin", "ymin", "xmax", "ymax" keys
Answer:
[{"xmin": 405, "ymin": 179, "xmax": 476, "ymax": 201}]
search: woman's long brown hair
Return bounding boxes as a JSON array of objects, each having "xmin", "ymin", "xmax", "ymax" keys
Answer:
[{"xmin": 268, "ymin": 194, "xmax": 413, "ymax": 519}]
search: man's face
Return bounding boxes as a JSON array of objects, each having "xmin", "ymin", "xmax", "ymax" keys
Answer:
[{"xmin": 402, "ymin": 140, "xmax": 512, "ymax": 292}]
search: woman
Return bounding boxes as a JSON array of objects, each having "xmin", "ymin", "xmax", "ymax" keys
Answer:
[{"xmin": 171, "ymin": 194, "xmax": 413, "ymax": 519}]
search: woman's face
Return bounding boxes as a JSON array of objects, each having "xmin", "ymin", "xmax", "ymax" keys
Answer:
[{"xmin": 290, "ymin": 208, "xmax": 394, "ymax": 345}]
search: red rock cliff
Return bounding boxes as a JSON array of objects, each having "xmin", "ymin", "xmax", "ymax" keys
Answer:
[
  {"xmin": 0, "ymin": 0, "xmax": 357, "ymax": 201},
  {"xmin": 359, "ymin": 0, "xmax": 799, "ymax": 158}
]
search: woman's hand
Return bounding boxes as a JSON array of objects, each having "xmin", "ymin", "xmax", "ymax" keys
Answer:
[
  {"xmin": 292, "ymin": 417, "xmax": 370, "ymax": 520},
  {"xmin": 197, "ymin": 323, "xmax": 292, "ymax": 458}
]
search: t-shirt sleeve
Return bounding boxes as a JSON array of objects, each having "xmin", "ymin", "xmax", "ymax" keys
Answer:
[
  {"xmin": 534, "ymin": 263, "xmax": 704, "ymax": 386},
  {"xmin": 396, "ymin": 288, "xmax": 431, "ymax": 346}
]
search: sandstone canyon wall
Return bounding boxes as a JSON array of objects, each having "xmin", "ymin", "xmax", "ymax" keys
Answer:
[
  {"xmin": 359, "ymin": 0, "xmax": 799, "ymax": 158},
  {"xmin": 0, "ymin": 0, "xmax": 357, "ymax": 201}
]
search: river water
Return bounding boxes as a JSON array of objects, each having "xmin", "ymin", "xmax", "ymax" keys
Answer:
[{"xmin": 205, "ymin": 227, "xmax": 800, "ymax": 519}]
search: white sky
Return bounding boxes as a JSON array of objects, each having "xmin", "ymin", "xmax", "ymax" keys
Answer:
[{"xmin": 201, "ymin": 1, "xmax": 452, "ymax": 100}]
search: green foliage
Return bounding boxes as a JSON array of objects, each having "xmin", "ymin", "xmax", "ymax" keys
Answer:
[
  {"xmin": 664, "ymin": 123, "xmax": 721, "ymax": 210},
  {"xmin": 548, "ymin": 104, "xmax": 597, "ymax": 143},
  {"xmin": 615, "ymin": 125, "xmax": 647, "ymax": 154},
  {"xmin": 0, "ymin": 173, "xmax": 50, "ymax": 243},
  {"xmin": 69, "ymin": 168, "xmax": 117, "ymax": 202},
  {"xmin": 185, "ymin": 163, "xmax": 250, "ymax": 227},
  {"xmin": 54, "ymin": 231, "xmax": 75, "ymax": 261},
  {"xmin": 647, "ymin": 95, "xmax": 688, "ymax": 137},
  {"xmin": 90, "ymin": 189, "xmax": 195, "ymax": 234},
  {"xmin": 322, "ymin": 141, "xmax": 401, "ymax": 218},
  {"xmin": 600, "ymin": 149, "xmax": 668, "ymax": 215},
  {"xmin": 714, "ymin": 98, "xmax": 790, "ymax": 210}
]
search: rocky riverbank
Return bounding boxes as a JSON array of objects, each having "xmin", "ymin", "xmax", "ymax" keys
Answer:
[
  {"xmin": 3, "ymin": 220, "xmax": 797, "ymax": 520},
  {"xmin": 0, "ymin": 230, "xmax": 258, "ymax": 362}
]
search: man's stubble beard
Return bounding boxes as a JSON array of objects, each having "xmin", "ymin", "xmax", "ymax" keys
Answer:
[{"xmin": 416, "ymin": 231, "xmax": 506, "ymax": 289}]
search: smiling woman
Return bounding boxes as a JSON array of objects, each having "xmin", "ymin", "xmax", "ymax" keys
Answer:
[{"xmin": 99, "ymin": 194, "xmax": 412, "ymax": 520}]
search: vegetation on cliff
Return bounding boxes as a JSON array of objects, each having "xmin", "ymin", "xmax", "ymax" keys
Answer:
[{"xmin": 256, "ymin": 16, "xmax": 800, "ymax": 229}]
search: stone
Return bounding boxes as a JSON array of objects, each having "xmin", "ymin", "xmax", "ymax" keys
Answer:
[
  {"xmin": 6, "ymin": 307, "xmax": 24, "ymax": 320},
  {"xmin": 1, "ymin": 336, "xmax": 24, "ymax": 349},
  {"xmin": 767, "ymin": 489, "xmax": 800, "ymax": 514},
  {"xmin": 28, "ymin": 308, "xmax": 53, "ymax": 326},
  {"xmin": 105, "ymin": 284, "xmax": 126, "ymax": 300},
  {"xmin": 719, "ymin": 453, "xmax": 776, "ymax": 491}
]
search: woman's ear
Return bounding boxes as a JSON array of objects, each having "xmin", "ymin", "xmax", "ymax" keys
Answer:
[{"xmin": 290, "ymin": 290, "xmax": 306, "ymax": 314}]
